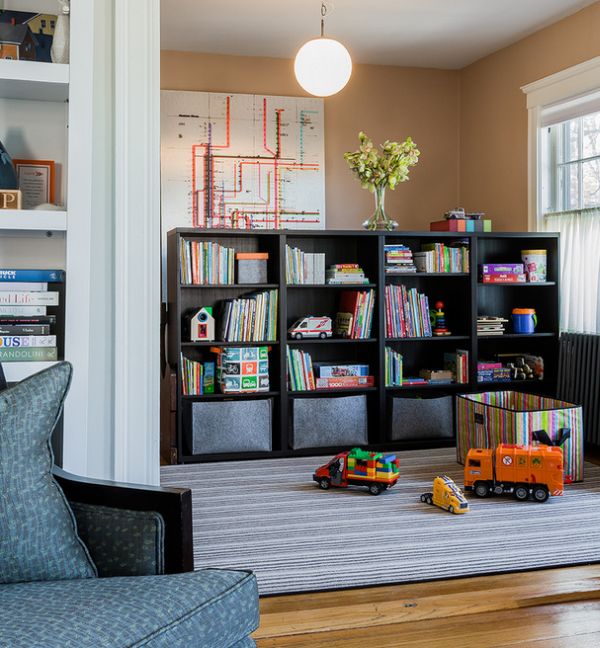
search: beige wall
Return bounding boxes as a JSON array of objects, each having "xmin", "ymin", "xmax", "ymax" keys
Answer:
[
  {"xmin": 460, "ymin": 2, "xmax": 600, "ymax": 231},
  {"xmin": 161, "ymin": 51, "xmax": 460, "ymax": 230}
]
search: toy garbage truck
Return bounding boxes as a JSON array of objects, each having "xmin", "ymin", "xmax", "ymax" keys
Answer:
[
  {"xmin": 313, "ymin": 447, "xmax": 400, "ymax": 495},
  {"xmin": 464, "ymin": 444, "xmax": 564, "ymax": 502},
  {"xmin": 420, "ymin": 475, "xmax": 469, "ymax": 514}
]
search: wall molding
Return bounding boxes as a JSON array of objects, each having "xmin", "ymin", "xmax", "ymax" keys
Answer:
[
  {"xmin": 113, "ymin": 0, "xmax": 161, "ymax": 485},
  {"xmin": 522, "ymin": 56, "xmax": 600, "ymax": 231}
]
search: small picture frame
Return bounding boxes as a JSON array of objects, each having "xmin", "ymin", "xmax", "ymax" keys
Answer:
[{"xmin": 13, "ymin": 159, "xmax": 56, "ymax": 209}]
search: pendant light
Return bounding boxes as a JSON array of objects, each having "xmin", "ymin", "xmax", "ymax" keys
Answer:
[{"xmin": 294, "ymin": 2, "xmax": 352, "ymax": 97}]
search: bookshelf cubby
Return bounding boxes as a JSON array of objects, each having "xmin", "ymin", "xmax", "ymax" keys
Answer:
[{"xmin": 166, "ymin": 229, "xmax": 560, "ymax": 463}]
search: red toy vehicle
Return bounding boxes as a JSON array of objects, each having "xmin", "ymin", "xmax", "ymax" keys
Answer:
[{"xmin": 313, "ymin": 448, "xmax": 400, "ymax": 495}]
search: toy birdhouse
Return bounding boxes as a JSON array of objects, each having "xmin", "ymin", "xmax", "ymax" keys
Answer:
[{"xmin": 189, "ymin": 306, "xmax": 215, "ymax": 342}]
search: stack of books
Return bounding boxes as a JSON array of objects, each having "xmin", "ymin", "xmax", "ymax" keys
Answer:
[
  {"xmin": 385, "ymin": 284, "xmax": 432, "ymax": 338},
  {"xmin": 335, "ymin": 289, "xmax": 376, "ymax": 339},
  {"xmin": 414, "ymin": 242, "xmax": 470, "ymax": 273},
  {"xmin": 326, "ymin": 264, "xmax": 370, "ymax": 285},
  {"xmin": 0, "ymin": 269, "xmax": 62, "ymax": 363},
  {"xmin": 479, "ymin": 263, "xmax": 526, "ymax": 283},
  {"xmin": 443, "ymin": 350, "xmax": 469, "ymax": 383},
  {"xmin": 180, "ymin": 355, "xmax": 215, "ymax": 395},
  {"xmin": 285, "ymin": 245, "xmax": 325, "ymax": 284},
  {"xmin": 180, "ymin": 239, "xmax": 235, "ymax": 285},
  {"xmin": 430, "ymin": 208, "xmax": 492, "ymax": 232},
  {"xmin": 384, "ymin": 244, "xmax": 416, "ymax": 274},
  {"xmin": 477, "ymin": 361, "xmax": 511, "ymax": 383},
  {"xmin": 218, "ymin": 289, "xmax": 278, "ymax": 342},
  {"xmin": 287, "ymin": 348, "xmax": 315, "ymax": 391},
  {"xmin": 477, "ymin": 316, "xmax": 509, "ymax": 336},
  {"xmin": 385, "ymin": 347, "xmax": 403, "ymax": 386}
]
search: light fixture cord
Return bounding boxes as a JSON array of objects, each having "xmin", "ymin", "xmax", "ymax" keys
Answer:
[{"xmin": 321, "ymin": 2, "xmax": 326, "ymax": 37}]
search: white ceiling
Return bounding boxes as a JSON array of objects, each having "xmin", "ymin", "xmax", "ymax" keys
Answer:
[{"xmin": 160, "ymin": 0, "xmax": 597, "ymax": 69}]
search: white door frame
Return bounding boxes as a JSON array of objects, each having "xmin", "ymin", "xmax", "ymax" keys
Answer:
[{"xmin": 113, "ymin": 0, "xmax": 161, "ymax": 485}]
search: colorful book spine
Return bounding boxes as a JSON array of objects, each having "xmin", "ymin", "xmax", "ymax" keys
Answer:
[
  {"xmin": 316, "ymin": 364, "xmax": 369, "ymax": 378},
  {"xmin": 385, "ymin": 347, "xmax": 403, "ymax": 386},
  {"xmin": 0, "ymin": 335, "xmax": 56, "ymax": 347},
  {"xmin": 480, "ymin": 263, "xmax": 524, "ymax": 274},
  {"xmin": 0, "ymin": 347, "xmax": 57, "ymax": 362},
  {"xmin": 0, "ymin": 269, "xmax": 64, "ymax": 282},
  {"xmin": 180, "ymin": 239, "xmax": 236, "ymax": 285},
  {"xmin": 385, "ymin": 285, "xmax": 431, "ymax": 338},
  {"xmin": 481, "ymin": 273, "xmax": 527, "ymax": 283},
  {"xmin": 315, "ymin": 376, "xmax": 375, "ymax": 389}
]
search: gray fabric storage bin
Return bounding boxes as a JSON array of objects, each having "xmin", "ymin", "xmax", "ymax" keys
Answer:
[
  {"xmin": 292, "ymin": 394, "xmax": 368, "ymax": 449},
  {"xmin": 185, "ymin": 398, "xmax": 272, "ymax": 454},
  {"xmin": 390, "ymin": 395, "xmax": 454, "ymax": 440}
]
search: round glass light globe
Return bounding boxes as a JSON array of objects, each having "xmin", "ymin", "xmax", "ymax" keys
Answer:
[{"xmin": 294, "ymin": 37, "xmax": 352, "ymax": 97}]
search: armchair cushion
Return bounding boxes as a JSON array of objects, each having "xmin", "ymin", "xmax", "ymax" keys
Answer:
[
  {"xmin": 70, "ymin": 502, "xmax": 165, "ymax": 577},
  {"xmin": 0, "ymin": 362, "xmax": 96, "ymax": 584},
  {"xmin": 0, "ymin": 568, "xmax": 259, "ymax": 648}
]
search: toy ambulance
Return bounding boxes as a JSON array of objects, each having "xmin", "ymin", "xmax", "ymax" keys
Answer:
[
  {"xmin": 420, "ymin": 475, "xmax": 469, "ymax": 514},
  {"xmin": 464, "ymin": 444, "xmax": 564, "ymax": 502},
  {"xmin": 288, "ymin": 316, "xmax": 332, "ymax": 339},
  {"xmin": 313, "ymin": 448, "xmax": 400, "ymax": 495}
]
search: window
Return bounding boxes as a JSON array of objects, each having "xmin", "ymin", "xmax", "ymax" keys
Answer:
[
  {"xmin": 468, "ymin": 459, "xmax": 481, "ymax": 467},
  {"xmin": 542, "ymin": 110, "xmax": 600, "ymax": 213}
]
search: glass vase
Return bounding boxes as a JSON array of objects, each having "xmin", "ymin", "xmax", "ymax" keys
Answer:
[
  {"xmin": 362, "ymin": 185, "xmax": 398, "ymax": 231},
  {"xmin": 0, "ymin": 139, "xmax": 17, "ymax": 190}
]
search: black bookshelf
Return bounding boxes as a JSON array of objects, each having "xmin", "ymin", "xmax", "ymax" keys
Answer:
[{"xmin": 166, "ymin": 229, "xmax": 560, "ymax": 463}]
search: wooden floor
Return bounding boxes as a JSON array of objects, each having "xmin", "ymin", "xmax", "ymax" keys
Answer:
[{"xmin": 254, "ymin": 565, "xmax": 600, "ymax": 647}]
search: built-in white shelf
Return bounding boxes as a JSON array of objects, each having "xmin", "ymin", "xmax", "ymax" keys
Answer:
[
  {"xmin": 3, "ymin": 361, "xmax": 59, "ymax": 383},
  {"xmin": 0, "ymin": 209, "xmax": 67, "ymax": 232},
  {"xmin": 0, "ymin": 60, "xmax": 69, "ymax": 102}
]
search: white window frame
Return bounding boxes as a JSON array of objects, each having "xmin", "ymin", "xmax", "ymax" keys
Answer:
[{"xmin": 522, "ymin": 56, "xmax": 600, "ymax": 231}]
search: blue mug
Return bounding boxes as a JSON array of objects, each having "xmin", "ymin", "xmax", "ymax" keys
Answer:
[{"xmin": 512, "ymin": 308, "xmax": 537, "ymax": 334}]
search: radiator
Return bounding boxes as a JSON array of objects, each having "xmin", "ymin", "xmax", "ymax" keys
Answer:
[{"xmin": 558, "ymin": 333, "xmax": 600, "ymax": 445}]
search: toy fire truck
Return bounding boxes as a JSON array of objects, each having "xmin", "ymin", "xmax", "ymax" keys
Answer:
[
  {"xmin": 313, "ymin": 448, "xmax": 400, "ymax": 495},
  {"xmin": 464, "ymin": 444, "xmax": 564, "ymax": 502}
]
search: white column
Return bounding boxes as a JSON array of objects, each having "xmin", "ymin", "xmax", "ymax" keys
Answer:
[{"xmin": 113, "ymin": 0, "xmax": 161, "ymax": 485}]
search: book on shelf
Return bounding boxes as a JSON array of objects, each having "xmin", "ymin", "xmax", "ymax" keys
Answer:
[
  {"xmin": 479, "ymin": 263, "xmax": 524, "ymax": 275},
  {"xmin": 480, "ymin": 273, "xmax": 527, "ymax": 284},
  {"xmin": 0, "ymin": 335, "xmax": 56, "ymax": 347},
  {"xmin": 180, "ymin": 355, "xmax": 215, "ymax": 396},
  {"xmin": 0, "ymin": 347, "xmax": 57, "ymax": 362},
  {"xmin": 385, "ymin": 346, "xmax": 403, "ymax": 386},
  {"xmin": 0, "ymin": 305, "xmax": 48, "ymax": 316},
  {"xmin": 287, "ymin": 349, "xmax": 374, "ymax": 391},
  {"xmin": 326, "ymin": 264, "xmax": 370, "ymax": 284},
  {"xmin": 0, "ymin": 269, "xmax": 64, "ymax": 282},
  {"xmin": 0, "ymin": 292, "xmax": 58, "ymax": 306},
  {"xmin": 180, "ymin": 239, "xmax": 235, "ymax": 285},
  {"xmin": 401, "ymin": 377, "xmax": 428, "ymax": 386},
  {"xmin": 0, "ymin": 282, "xmax": 48, "ymax": 292},
  {"xmin": 477, "ymin": 316, "xmax": 509, "ymax": 335},
  {"xmin": 442, "ymin": 349, "xmax": 469, "ymax": 383},
  {"xmin": 430, "ymin": 219, "xmax": 492, "ymax": 232},
  {"xmin": 385, "ymin": 284, "xmax": 432, "ymax": 338},
  {"xmin": 384, "ymin": 244, "xmax": 417, "ymax": 274},
  {"xmin": 287, "ymin": 347, "xmax": 316, "ymax": 391},
  {"xmin": 337, "ymin": 289, "xmax": 375, "ymax": 339},
  {"xmin": 414, "ymin": 242, "xmax": 469, "ymax": 273},
  {"xmin": 218, "ymin": 289, "xmax": 278, "ymax": 342},
  {"xmin": 285, "ymin": 245, "xmax": 325, "ymax": 284}
]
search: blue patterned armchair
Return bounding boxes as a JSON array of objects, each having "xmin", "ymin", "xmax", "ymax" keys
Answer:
[{"xmin": 0, "ymin": 363, "xmax": 259, "ymax": 648}]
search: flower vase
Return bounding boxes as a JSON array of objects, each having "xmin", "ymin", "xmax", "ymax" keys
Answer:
[
  {"xmin": 362, "ymin": 185, "xmax": 398, "ymax": 231},
  {"xmin": 0, "ymin": 139, "xmax": 17, "ymax": 190},
  {"xmin": 51, "ymin": 1, "xmax": 70, "ymax": 64}
]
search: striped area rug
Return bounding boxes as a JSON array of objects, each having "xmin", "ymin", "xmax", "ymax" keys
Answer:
[{"xmin": 160, "ymin": 448, "xmax": 600, "ymax": 595}]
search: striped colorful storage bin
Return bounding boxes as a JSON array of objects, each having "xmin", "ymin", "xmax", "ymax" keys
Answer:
[{"xmin": 456, "ymin": 391, "xmax": 584, "ymax": 482}]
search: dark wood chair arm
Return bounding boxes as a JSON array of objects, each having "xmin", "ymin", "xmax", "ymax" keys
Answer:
[{"xmin": 53, "ymin": 467, "xmax": 194, "ymax": 574}]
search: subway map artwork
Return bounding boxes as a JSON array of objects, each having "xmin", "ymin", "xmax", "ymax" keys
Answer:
[{"xmin": 161, "ymin": 90, "xmax": 325, "ymax": 230}]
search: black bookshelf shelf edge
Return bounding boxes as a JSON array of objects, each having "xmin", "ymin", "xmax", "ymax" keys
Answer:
[
  {"xmin": 181, "ymin": 391, "xmax": 279, "ymax": 400},
  {"xmin": 288, "ymin": 387, "xmax": 378, "ymax": 397},
  {"xmin": 385, "ymin": 336, "xmax": 470, "ymax": 342},
  {"xmin": 180, "ymin": 283, "xmax": 279, "ymax": 289},
  {"xmin": 386, "ymin": 273, "xmax": 470, "ymax": 278},
  {"xmin": 478, "ymin": 282, "xmax": 556, "ymax": 287},
  {"xmin": 286, "ymin": 283, "xmax": 377, "ymax": 289},
  {"xmin": 386, "ymin": 383, "xmax": 468, "ymax": 391},
  {"xmin": 477, "ymin": 333, "xmax": 557, "ymax": 340},
  {"xmin": 182, "ymin": 340, "xmax": 279, "ymax": 347},
  {"xmin": 475, "ymin": 380, "xmax": 545, "ymax": 388},
  {"xmin": 287, "ymin": 338, "xmax": 378, "ymax": 344}
]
